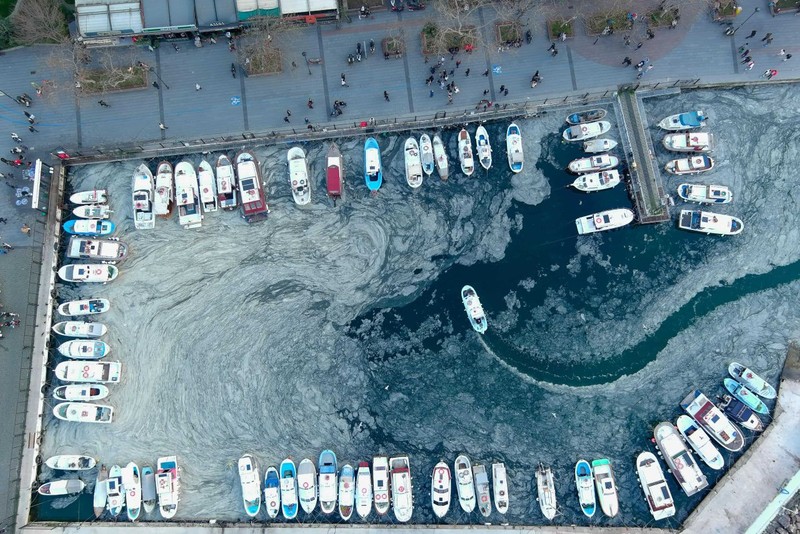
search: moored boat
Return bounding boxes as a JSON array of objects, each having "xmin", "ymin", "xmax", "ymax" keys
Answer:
[
  {"xmin": 663, "ymin": 132, "xmax": 713, "ymax": 153},
  {"xmin": 372, "ymin": 456, "xmax": 390, "ymax": 516},
  {"xmin": 724, "ymin": 378, "xmax": 770, "ymax": 415},
  {"xmin": 63, "ymin": 219, "xmax": 115, "ymax": 236},
  {"xmin": 280, "ymin": 458, "xmax": 298, "ymax": 519},
  {"xmin": 728, "ymin": 362, "xmax": 777, "ymax": 399},
  {"xmin": 38, "ymin": 479, "xmax": 85, "ymax": 496},
  {"xmin": 665, "ymin": 155, "xmax": 715, "ymax": 175},
  {"xmin": 568, "ymin": 154, "xmax": 619, "ymax": 173},
  {"xmin": 326, "ymin": 143, "xmax": 345, "ymax": 203},
  {"xmin": 156, "ymin": 456, "xmax": 180, "ymax": 519},
  {"xmin": 70, "ymin": 190, "xmax": 107, "ymax": 205},
  {"xmin": 475, "ymin": 125, "xmax": 492, "ymax": 170},
  {"xmin": 681, "ymin": 389, "xmax": 744, "ymax": 452},
  {"xmin": 318, "ymin": 450, "xmax": 337, "ymax": 514},
  {"xmin": 154, "ymin": 161, "xmax": 174, "ymax": 217},
  {"xmin": 339, "ymin": 464, "xmax": 355, "ymax": 521},
  {"xmin": 53, "ymin": 384, "xmax": 109, "ymax": 402},
  {"xmin": 297, "ymin": 458, "xmax": 317, "ymax": 514},
  {"xmin": 473, "ymin": 463, "xmax": 492, "ymax": 518},
  {"xmin": 420, "ymin": 134, "xmax": 435, "ymax": 176},
  {"xmin": 536, "ymin": 463, "xmax": 557, "ymax": 520},
  {"xmin": 142, "ymin": 466, "xmax": 157, "ymax": 514},
  {"xmin": 431, "ymin": 461, "xmax": 451, "ymax": 518},
  {"xmin": 461, "ymin": 285, "xmax": 487, "ymax": 334},
  {"xmin": 216, "ymin": 155, "xmax": 238, "ymax": 210},
  {"xmin": 658, "ymin": 110, "xmax": 707, "ymax": 131},
  {"xmin": 654, "ymin": 421, "xmax": 708, "ymax": 496},
  {"xmin": 492, "ymin": 462, "xmax": 508, "ymax": 515},
  {"xmin": 635, "ymin": 451, "xmax": 676, "ymax": 520},
  {"xmin": 57, "ymin": 340, "xmax": 110, "ymax": 359},
  {"xmin": 678, "ymin": 210, "xmax": 744, "ymax": 235},
  {"xmin": 404, "ymin": 137, "xmax": 424, "ymax": 189},
  {"xmin": 458, "ymin": 129, "xmax": 474, "ymax": 176},
  {"xmin": 574, "ymin": 460, "xmax": 596, "ymax": 518},
  {"xmin": 238, "ymin": 454, "xmax": 262, "ymax": 518},
  {"xmin": 132, "ymin": 163, "xmax": 155, "ymax": 230},
  {"xmin": 174, "ymin": 162, "xmax": 202, "ymax": 229},
  {"xmin": 432, "ymin": 134, "xmax": 449, "ymax": 180},
  {"xmin": 197, "ymin": 160, "xmax": 219, "ymax": 213},
  {"xmin": 591, "ymin": 459, "xmax": 618, "ymax": 517},
  {"xmin": 583, "ymin": 138, "xmax": 618, "ymax": 153},
  {"xmin": 93, "ymin": 464, "xmax": 108, "ymax": 517},
  {"xmin": 236, "ymin": 152, "xmax": 269, "ymax": 223},
  {"xmin": 676, "ymin": 414, "xmax": 725, "ymax": 470},
  {"xmin": 566, "ymin": 108, "xmax": 607, "ymax": 125},
  {"xmin": 454, "ymin": 454, "xmax": 475, "ymax": 513},
  {"xmin": 571, "ymin": 170, "xmax": 621, "ymax": 192},
  {"xmin": 389, "ymin": 455, "xmax": 413, "ymax": 523},
  {"xmin": 364, "ymin": 137, "xmax": 383, "ymax": 193},
  {"xmin": 576, "ymin": 208, "xmax": 635, "ymax": 235},
  {"xmin": 66, "ymin": 236, "xmax": 127, "ymax": 263},
  {"xmin": 677, "ymin": 183, "xmax": 732, "ymax": 204},
  {"xmin": 73, "ymin": 204, "xmax": 112, "ymax": 219},
  {"xmin": 287, "ymin": 147, "xmax": 312, "ymax": 205},
  {"xmin": 355, "ymin": 461, "xmax": 372, "ymax": 519},
  {"xmin": 264, "ymin": 466, "xmax": 281, "ymax": 519},
  {"xmin": 506, "ymin": 123, "xmax": 524, "ymax": 173},
  {"xmin": 53, "ymin": 402, "xmax": 113, "ymax": 424},
  {"xmin": 58, "ymin": 299, "xmax": 111, "ymax": 317},
  {"xmin": 45, "ymin": 455, "xmax": 96, "ymax": 471},
  {"xmin": 106, "ymin": 465, "xmax": 125, "ymax": 516},
  {"xmin": 55, "ymin": 361, "xmax": 121, "ymax": 384},
  {"xmin": 563, "ymin": 121, "xmax": 611, "ymax": 142},
  {"xmin": 124, "ymin": 462, "xmax": 142, "ymax": 521},
  {"xmin": 718, "ymin": 394, "xmax": 764, "ymax": 432},
  {"xmin": 58, "ymin": 264, "xmax": 119, "ymax": 283},
  {"xmin": 52, "ymin": 320, "xmax": 107, "ymax": 338}
]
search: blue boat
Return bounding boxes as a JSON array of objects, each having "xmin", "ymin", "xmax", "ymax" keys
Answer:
[
  {"xmin": 264, "ymin": 466, "xmax": 281, "ymax": 519},
  {"xmin": 364, "ymin": 137, "xmax": 383, "ymax": 192},
  {"xmin": 63, "ymin": 219, "xmax": 116, "ymax": 236},
  {"xmin": 724, "ymin": 378, "xmax": 769, "ymax": 415},
  {"xmin": 658, "ymin": 110, "xmax": 707, "ymax": 131},
  {"xmin": 574, "ymin": 460, "xmax": 596, "ymax": 518},
  {"xmin": 318, "ymin": 449, "xmax": 338, "ymax": 514},
  {"xmin": 279, "ymin": 459, "xmax": 298, "ymax": 519}
]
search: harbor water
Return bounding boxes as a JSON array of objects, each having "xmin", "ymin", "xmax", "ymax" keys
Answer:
[{"xmin": 36, "ymin": 85, "xmax": 800, "ymax": 527}]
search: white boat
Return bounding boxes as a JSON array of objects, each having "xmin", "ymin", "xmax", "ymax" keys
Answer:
[
  {"xmin": 318, "ymin": 450, "xmax": 337, "ymax": 514},
  {"xmin": 66, "ymin": 236, "xmax": 127, "ymax": 263},
  {"xmin": 174, "ymin": 162, "xmax": 202, "ymax": 229},
  {"xmin": 279, "ymin": 458, "xmax": 298, "ymax": 519},
  {"xmin": 154, "ymin": 161, "xmax": 174, "ymax": 217},
  {"xmin": 658, "ymin": 110, "xmax": 707, "ymax": 131},
  {"xmin": 677, "ymin": 183, "xmax": 732, "ymax": 204},
  {"xmin": 372, "ymin": 456, "xmax": 390, "ymax": 516},
  {"xmin": 432, "ymin": 134, "xmax": 449, "ymax": 180},
  {"xmin": 571, "ymin": 170, "xmax": 621, "ymax": 192},
  {"xmin": 676, "ymin": 415, "xmax": 725, "ymax": 470},
  {"xmin": 70, "ymin": 189, "xmax": 107, "ymax": 205},
  {"xmin": 132, "ymin": 163, "xmax": 155, "ymax": 230},
  {"xmin": 142, "ymin": 466, "xmax": 156, "ymax": 514},
  {"xmin": 576, "ymin": 208, "xmax": 635, "ymax": 235},
  {"xmin": 389, "ymin": 456, "xmax": 413, "ymax": 523},
  {"xmin": 52, "ymin": 320, "xmax": 107, "ymax": 338},
  {"xmin": 535, "ymin": 463, "xmax": 557, "ymax": 520},
  {"xmin": 55, "ymin": 361, "xmax": 121, "ymax": 384},
  {"xmin": 574, "ymin": 459, "xmax": 596, "ymax": 518},
  {"xmin": 38, "ymin": 479, "xmax": 85, "ymax": 496},
  {"xmin": 665, "ymin": 155, "xmax": 715, "ymax": 175},
  {"xmin": 492, "ymin": 462, "xmax": 508, "ymax": 515},
  {"xmin": 404, "ymin": 137, "xmax": 424, "ymax": 189},
  {"xmin": 431, "ymin": 461, "xmax": 451, "ymax": 518},
  {"xmin": 237, "ymin": 151, "xmax": 269, "ymax": 222},
  {"xmin": 420, "ymin": 134, "xmax": 435, "ymax": 176},
  {"xmin": 53, "ymin": 384, "xmax": 109, "ymax": 402},
  {"xmin": 57, "ymin": 340, "xmax": 109, "ymax": 360},
  {"xmin": 93, "ymin": 465, "xmax": 108, "ymax": 517},
  {"xmin": 461, "ymin": 285, "xmax": 487, "ymax": 334},
  {"xmin": 568, "ymin": 154, "xmax": 619, "ymax": 173},
  {"xmin": 264, "ymin": 466, "xmax": 281, "ymax": 519},
  {"xmin": 297, "ymin": 458, "xmax": 317, "ymax": 514},
  {"xmin": 566, "ymin": 109, "xmax": 608, "ymax": 125},
  {"xmin": 238, "ymin": 455, "xmax": 262, "ymax": 518},
  {"xmin": 197, "ymin": 160, "xmax": 219, "ymax": 213},
  {"xmin": 73, "ymin": 204, "xmax": 112, "ymax": 219},
  {"xmin": 591, "ymin": 459, "xmax": 618, "ymax": 517},
  {"xmin": 287, "ymin": 147, "xmax": 311, "ymax": 205},
  {"xmin": 653, "ymin": 421, "xmax": 709, "ymax": 496},
  {"xmin": 355, "ymin": 461, "xmax": 372, "ymax": 519},
  {"xmin": 475, "ymin": 125, "xmax": 492, "ymax": 170},
  {"xmin": 454, "ymin": 454, "xmax": 475, "ymax": 513},
  {"xmin": 583, "ymin": 138, "xmax": 618, "ymax": 153},
  {"xmin": 729, "ymin": 362, "xmax": 777, "ymax": 399},
  {"xmin": 663, "ymin": 132, "xmax": 713, "ymax": 153},
  {"xmin": 473, "ymin": 463, "xmax": 492, "ymax": 517},
  {"xmin": 635, "ymin": 451, "xmax": 676, "ymax": 520},
  {"xmin": 678, "ymin": 210, "xmax": 744, "ymax": 236},
  {"xmin": 45, "ymin": 455, "xmax": 96, "ymax": 471},
  {"xmin": 57, "ymin": 298, "xmax": 110, "ymax": 317},
  {"xmin": 458, "ymin": 129, "xmax": 474, "ymax": 176},
  {"xmin": 506, "ymin": 123, "xmax": 524, "ymax": 173},
  {"xmin": 53, "ymin": 402, "xmax": 113, "ymax": 424},
  {"xmin": 58, "ymin": 264, "xmax": 119, "ymax": 283},
  {"xmin": 156, "ymin": 456, "xmax": 180, "ymax": 519},
  {"xmin": 339, "ymin": 464, "xmax": 355, "ymax": 521},
  {"xmin": 216, "ymin": 155, "xmax": 238, "ymax": 210},
  {"xmin": 681, "ymin": 389, "xmax": 745, "ymax": 452},
  {"xmin": 563, "ymin": 121, "xmax": 611, "ymax": 142},
  {"xmin": 123, "ymin": 462, "xmax": 142, "ymax": 521},
  {"xmin": 106, "ymin": 465, "xmax": 125, "ymax": 516}
]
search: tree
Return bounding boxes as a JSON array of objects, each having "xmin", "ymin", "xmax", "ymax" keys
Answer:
[
  {"xmin": 239, "ymin": 16, "xmax": 301, "ymax": 75},
  {"xmin": 11, "ymin": 0, "xmax": 68, "ymax": 45}
]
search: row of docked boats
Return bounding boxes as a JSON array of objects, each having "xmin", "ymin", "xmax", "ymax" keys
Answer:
[{"xmin": 61, "ymin": 191, "xmax": 125, "ymax": 282}]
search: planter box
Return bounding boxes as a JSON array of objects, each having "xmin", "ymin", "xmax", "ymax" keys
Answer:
[
  {"xmin": 496, "ymin": 21, "xmax": 521, "ymax": 44},
  {"xmin": 382, "ymin": 37, "xmax": 404, "ymax": 59},
  {"xmin": 421, "ymin": 25, "xmax": 476, "ymax": 55},
  {"xmin": 547, "ymin": 19, "xmax": 574, "ymax": 41},
  {"xmin": 585, "ymin": 11, "xmax": 633, "ymax": 36}
]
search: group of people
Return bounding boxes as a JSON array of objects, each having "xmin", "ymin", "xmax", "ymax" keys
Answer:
[{"xmin": 0, "ymin": 311, "xmax": 20, "ymax": 339}]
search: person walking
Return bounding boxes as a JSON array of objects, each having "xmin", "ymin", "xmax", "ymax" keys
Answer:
[
  {"xmin": 28, "ymin": 125, "xmax": 38, "ymax": 133},
  {"xmin": 636, "ymin": 42, "xmax": 644, "ymax": 50},
  {"xmin": 622, "ymin": 56, "xmax": 632, "ymax": 66},
  {"xmin": 307, "ymin": 99, "xmax": 314, "ymax": 109},
  {"xmin": 195, "ymin": 83, "xmax": 202, "ymax": 91},
  {"xmin": 746, "ymin": 30, "xmax": 757, "ymax": 39},
  {"xmin": 483, "ymin": 89, "xmax": 489, "ymax": 96},
  {"xmin": 763, "ymin": 36, "xmax": 773, "ymax": 47},
  {"xmin": 0, "ymin": 217, "xmax": 7, "ymax": 224},
  {"xmin": 341, "ymin": 73, "xmax": 348, "ymax": 87},
  {"xmin": 153, "ymin": 81, "xmax": 160, "ymax": 89},
  {"xmin": 745, "ymin": 60, "xmax": 755, "ymax": 70},
  {"xmin": 551, "ymin": 48, "xmax": 559, "ymax": 57},
  {"xmin": 286, "ymin": 109, "xmax": 292, "ymax": 117},
  {"xmin": 98, "ymin": 100, "xmax": 110, "ymax": 107},
  {"xmin": 783, "ymin": 54, "xmax": 792, "ymax": 61},
  {"xmin": 741, "ymin": 48, "xmax": 750, "ymax": 58},
  {"xmin": 547, "ymin": 42, "xmax": 556, "ymax": 53},
  {"xmin": 482, "ymin": 69, "xmax": 489, "ymax": 76},
  {"xmin": 761, "ymin": 33, "xmax": 773, "ymax": 42},
  {"xmin": 465, "ymin": 68, "xmax": 470, "ymax": 76},
  {"xmin": 499, "ymin": 85, "xmax": 505, "ymax": 93},
  {"xmin": 383, "ymin": 91, "xmax": 390, "ymax": 101},
  {"xmin": 283, "ymin": 116, "xmax": 290, "ymax": 123},
  {"xmin": 741, "ymin": 55, "xmax": 752, "ymax": 64},
  {"xmin": 779, "ymin": 48, "xmax": 786, "ymax": 56},
  {"xmin": 10, "ymin": 133, "xmax": 22, "ymax": 143},
  {"xmin": 159, "ymin": 122, "xmax": 168, "ymax": 130}
]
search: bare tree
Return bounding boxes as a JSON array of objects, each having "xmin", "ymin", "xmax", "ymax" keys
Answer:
[
  {"xmin": 46, "ymin": 44, "xmax": 145, "ymax": 100},
  {"xmin": 11, "ymin": 0, "xmax": 68, "ymax": 45},
  {"xmin": 239, "ymin": 16, "xmax": 301, "ymax": 75},
  {"xmin": 422, "ymin": 0, "xmax": 489, "ymax": 56}
]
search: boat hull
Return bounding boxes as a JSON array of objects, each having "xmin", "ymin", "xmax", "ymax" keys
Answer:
[
  {"xmin": 724, "ymin": 378, "xmax": 769, "ymax": 415},
  {"xmin": 458, "ymin": 129, "xmax": 474, "ymax": 176},
  {"xmin": 506, "ymin": 123, "xmax": 524, "ymax": 173},
  {"xmin": 492, "ymin": 462, "xmax": 509, "ymax": 514},
  {"xmin": 574, "ymin": 460, "xmax": 596, "ymax": 518},
  {"xmin": 461, "ymin": 285, "xmax": 487, "ymax": 334},
  {"xmin": 635, "ymin": 451, "xmax": 676, "ymax": 520},
  {"xmin": 454, "ymin": 454, "xmax": 475, "ymax": 513},
  {"xmin": 45, "ymin": 455, "xmax": 97, "ymax": 471},
  {"xmin": 432, "ymin": 134, "xmax": 449, "ymax": 180},
  {"xmin": 420, "ymin": 134, "xmax": 435, "ymax": 175},
  {"xmin": 326, "ymin": 144, "xmax": 344, "ymax": 201},
  {"xmin": 279, "ymin": 459, "xmax": 298, "ymax": 519},
  {"xmin": 729, "ymin": 362, "xmax": 777, "ymax": 399},
  {"xmin": 591, "ymin": 459, "xmax": 618, "ymax": 518},
  {"xmin": 571, "ymin": 170, "xmax": 621, "ymax": 192},
  {"xmin": 654, "ymin": 421, "xmax": 708, "ymax": 496},
  {"xmin": 372, "ymin": 456, "xmax": 390, "ymax": 515},
  {"xmin": 475, "ymin": 125, "xmax": 492, "ymax": 170},
  {"xmin": 576, "ymin": 208, "xmax": 634, "ymax": 235},
  {"xmin": 288, "ymin": 147, "xmax": 312, "ymax": 205},
  {"xmin": 431, "ymin": 462, "xmax": 451, "ymax": 518},
  {"xmin": 364, "ymin": 138, "xmax": 383, "ymax": 192},
  {"xmin": 563, "ymin": 121, "xmax": 611, "ymax": 142}
]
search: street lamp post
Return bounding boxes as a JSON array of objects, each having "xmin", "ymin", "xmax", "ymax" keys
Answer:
[
  {"xmin": 730, "ymin": 7, "xmax": 760, "ymax": 36},
  {"xmin": 301, "ymin": 51, "xmax": 312, "ymax": 75},
  {"xmin": 148, "ymin": 66, "xmax": 170, "ymax": 89}
]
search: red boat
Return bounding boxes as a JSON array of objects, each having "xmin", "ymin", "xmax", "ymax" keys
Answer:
[
  {"xmin": 326, "ymin": 143, "xmax": 344, "ymax": 204},
  {"xmin": 235, "ymin": 151, "xmax": 269, "ymax": 223}
]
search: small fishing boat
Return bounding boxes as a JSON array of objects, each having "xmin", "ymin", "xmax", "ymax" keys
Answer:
[
  {"xmin": 287, "ymin": 147, "xmax": 312, "ymax": 205},
  {"xmin": 571, "ymin": 170, "xmax": 621, "ymax": 192},
  {"xmin": 339, "ymin": 464, "xmax": 356, "ymax": 521},
  {"xmin": 280, "ymin": 458, "xmax": 298, "ymax": 519},
  {"xmin": 676, "ymin": 415, "xmax": 725, "ymax": 470},
  {"xmin": 53, "ymin": 402, "xmax": 113, "ymax": 423},
  {"xmin": 475, "ymin": 125, "xmax": 492, "ymax": 170},
  {"xmin": 154, "ymin": 161, "xmax": 174, "ymax": 217},
  {"xmin": 654, "ymin": 421, "xmax": 708, "ymax": 496},
  {"xmin": 389, "ymin": 456, "xmax": 413, "ymax": 523},
  {"xmin": 264, "ymin": 466, "xmax": 281, "ymax": 519},
  {"xmin": 454, "ymin": 454, "xmax": 475, "ymax": 513},
  {"xmin": 70, "ymin": 190, "xmax": 107, "ymax": 205},
  {"xmin": 63, "ymin": 219, "xmax": 115, "ymax": 236},
  {"xmin": 536, "ymin": 463, "xmax": 557, "ymax": 520},
  {"xmin": 197, "ymin": 160, "xmax": 219, "ymax": 213},
  {"xmin": 492, "ymin": 462, "xmax": 508, "ymax": 515},
  {"xmin": 326, "ymin": 143, "xmax": 344, "ymax": 203},
  {"xmin": 38, "ymin": 479, "xmax": 85, "ymax": 496},
  {"xmin": 506, "ymin": 123, "xmax": 524, "ymax": 173},
  {"xmin": 724, "ymin": 378, "xmax": 770, "ymax": 415},
  {"xmin": 431, "ymin": 461, "xmax": 451, "ymax": 518},
  {"xmin": 54, "ymin": 361, "xmax": 121, "ymax": 384},
  {"xmin": 216, "ymin": 155, "xmax": 238, "ymax": 210},
  {"xmin": 583, "ymin": 138, "xmax": 618, "ymax": 153},
  {"xmin": 58, "ymin": 299, "xmax": 110, "ymax": 317},
  {"xmin": 665, "ymin": 155, "xmax": 715, "ymax": 175},
  {"xmin": 93, "ymin": 465, "xmax": 108, "ymax": 517},
  {"xmin": 635, "ymin": 451, "xmax": 676, "ymax": 520},
  {"xmin": 404, "ymin": 137, "xmax": 424, "ymax": 189},
  {"xmin": 563, "ymin": 121, "xmax": 611, "ymax": 142},
  {"xmin": 729, "ymin": 362, "xmax": 777, "ymax": 399},
  {"xmin": 658, "ymin": 110, "xmax": 707, "ymax": 131},
  {"xmin": 174, "ymin": 162, "xmax": 202, "ymax": 229},
  {"xmin": 236, "ymin": 152, "xmax": 269, "ymax": 223},
  {"xmin": 432, "ymin": 134, "xmax": 449, "ymax": 180},
  {"xmin": 420, "ymin": 134, "xmax": 435, "ymax": 176},
  {"xmin": 297, "ymin": 458, "xmax": 317, "ymax": 514},
  {"xmin": 53, "ymin": 384, "xmax": 109, "ymax": 402},
  {"xmin": 66, "ymin": 236, "xmax": 127, "ymax": 263},
  {"xmin": 678, "ymin": 210, "xmax": 744, "ymax": 236},
  {"xmin": 142, "ymin": 466, "xmax": 157, "ymax": 514},
  {"xmin": 318, "ymin": 450, "xmax": 337, "ymax": 514},
  {"xmin": 124, "ymin": 462, "xmax": 142, "ymax": 521},
  {"xmin": 566, "ymin": 109, "xmax": 607, "ymax": 125},
  {"xmin": 45, "ymin": 455, "xmax": 96, "ymax": 471},
  {"xmin": 52, "ymin": 320, "xmax": 107, "ymax": 338},
  {"xmin": 568, "ymin": 154, "xmax": 619, "ymax": 173},
  {"xmin": 677, "ymin": 183, "xmax": 732, "ymax": 204},
  {"xmin": 364, "ymin": 137, "xmax": 383, "ymax": 193},
  {"xmin": 156, "ymin": 456, "xmax": 180, "ymax": 519},
  {"xmin": 663, "ymin": 132, "xmax": 713, "ymax": 153},
  {"xmin": 576, "ymin": 208, "xmax": 635, "ymax": 235},
  {"xmin": 106, "ymin": 465, "xmax": 125, "ymax": 516},
  {"xmin": 681, "ymin": 389, "xmax": 744, "ymax": 452},
  {"xmin": 132, "ymin": 163, "xmax": 155, "ymax": 230},
  {"xmin": 574, "ymin": 459, "xmax": 596, "ymax": 518},
  {"xmin": 58, "ymin": 264, "xmax": 119, "ymax": 283},
  {"xmin": 458, "ymin": 129, "xmax": 474, "ymax": 176},
  {"xmin": 372, "ymin": 456, "xmax": 390, "ymax": 516},
  {"xmin": 591, "ymin": 459, "xmax": 618, "ymax": 517},
  {"xmin": 238, "ymin": 454, "xmax": 262, "ymax": 518},
  {"xmin": 718, "ymin": 394, "xmax": 764, "ymax": 432},
  {"xmin": 57, "ymin": 340, "xmax": 110, "ymax": 359},
  {"xmin": 461, "ymin": 285, "xmax": 488, "ymax": 334},
  {"xmin": 473, "ymin": 463, "xmax": 492, "ymax": 517},
  {"xmin": 73, "ymin": 204, "xmax": 112, "ymax": 219},
  {"xmin": 355, "ymin": 461, "xmax": 372, "ymax": 519}
]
